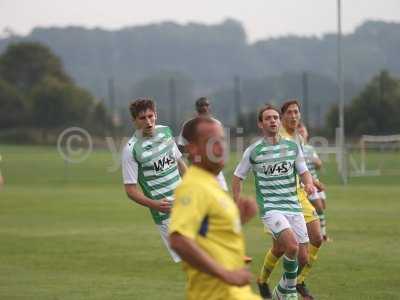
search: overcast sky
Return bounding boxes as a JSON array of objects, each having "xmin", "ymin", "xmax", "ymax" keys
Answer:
[{"xmin": 1, "ymin": 0, "xmax": 399, "ymax": 42}]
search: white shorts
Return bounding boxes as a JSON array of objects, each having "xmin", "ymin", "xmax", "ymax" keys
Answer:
[
  {"xmin": 157, "ymin": 218, "xmax": 181, "ymax": 263},
  {"xmin": 262, "ymin": 211, "xmax": 309, "ymax": 244},
  {"xmin": 309, "ymin": 191, "xmax": 327, "ymax": 201}
]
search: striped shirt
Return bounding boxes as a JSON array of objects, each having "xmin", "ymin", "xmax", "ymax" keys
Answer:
[
  {"xmin": 122, "ymin": 125, "xmax": 182, "ymax": 224},
  {"xmin": 234, "ymin": 137, "xmax": 308, "ymax": 216},
  {"xmin": 303, "ymin": 144, "xmax": 319, "ymax": 180}
]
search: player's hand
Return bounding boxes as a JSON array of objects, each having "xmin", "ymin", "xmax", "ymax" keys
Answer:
[
  {"xmin": 155, "ymin": 199, "xmax": 172, "ymax": 213},
  {"xmin": 237, "ymin": 196, "xmax": 258, "ymax": 225},
  {"xmin": 220, "ymin": 267, "xmax": 252, "ymax": 286},
  {"xmin": 314, "ymin": 180, "xmax": 325, "ymax": 191},
  {"xmin": 304, "ymin": 183, "xmax": 317, "ymax": 196}
]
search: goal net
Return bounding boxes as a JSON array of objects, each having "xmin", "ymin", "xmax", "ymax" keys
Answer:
[{"xmin": 349, "ymin": 134, "xmax": 400, "ymax": 177}]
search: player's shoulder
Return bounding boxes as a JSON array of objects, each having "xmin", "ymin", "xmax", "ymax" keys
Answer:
[
  {"xmin": 124, "ymin": 136, "xmax": 138, "ymax": 152},
  {"xmin": 281, "ymin": 137, "xmax": 298, "ymax": 147},
  {"xmin": 246, "ymin": 138, "xmax": 264, "ymax": 154},
  {"xmin": 155, "ymin": 124, "xmax": 173, "ymax": 137}
]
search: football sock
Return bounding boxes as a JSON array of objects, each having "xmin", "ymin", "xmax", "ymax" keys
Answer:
[
  {"xmin": 259, "ymin": 248, "xmax": 279, "ymax": 283},
  {"xmin": 297, "ymin": 244, "xmax": 319, "ymax": 284},
  {"xmin": 277, "ymin": 255, "xmax": 298, "ymax": 294},
  {"xmin": 318, "ymin": 211, "xmax": 327, "ymax": 237}
]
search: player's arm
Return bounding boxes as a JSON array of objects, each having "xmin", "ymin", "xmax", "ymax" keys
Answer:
[
  {"xmin": 296, "ymin": 144, "xmax": 317, "ymax": 195},
  {"xmin": 232, "ymin": 175, "xmax": 243, "ymax": 203},
  {"xmin": 177, "ymin": 158, "xmax": 187, "ymax": 176},
  {"xmin": 173, "ymin": 141, "xmax": 187, "ymax": 176},
  {"xmin": 232, "ymin": 148, "xmax": 257, "ymax": 224},
  {"xmin": 312, "ymin": 148, "xmax": 323, "ymax": 170},
  {"xmin": 313, "ymin": 178, "xmax": 325, "ymax": 191},
  {"xmin": 124, "ymin": 184, "xmax": 171, "ymax": 213},
  {"xmin": 170, "ymin": 186, "xmax": 252, "ymax": 286},
  {"xmin": 122, "ymin": 143, "xmax": 170, "ymax": 213},
  {"xmin": 169, "ymin": 232, "xmax": 252, "ymax": 286}
]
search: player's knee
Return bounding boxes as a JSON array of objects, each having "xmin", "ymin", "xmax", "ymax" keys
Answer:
[
  {"xmin": 310, "ymin": 234, "xmax": 323, "ymax": 248},
  {"xmin": 272, "ymin": 244, "xmax": 285, "ymax": 257},
  {"xmin": 285, "ymin": 241, "xmax": 299, "ymax": 257},
  {"xmin": 298, "ymin": 251, "xmax": 309, "ymax": 267}
]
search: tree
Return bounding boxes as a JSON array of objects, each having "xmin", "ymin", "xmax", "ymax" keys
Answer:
[
  {"xmin": 0, "ymin": 79, "xmax": 27, "ymax": 128},
  {"xmin": 325, "ymin": 70, "xmax": 400, "ymax": 136},
  {"xmin": 31, "ymin": 77, "xmax": 93, "ymax": 139},
  {"xmin": 0, "ymin": 42, "xmax": 71, "ymax": 93}
]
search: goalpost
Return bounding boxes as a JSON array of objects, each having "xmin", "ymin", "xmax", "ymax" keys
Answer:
[{"xmin": 350, "ymin": 134, "xmax": 400, "ymax": 177}]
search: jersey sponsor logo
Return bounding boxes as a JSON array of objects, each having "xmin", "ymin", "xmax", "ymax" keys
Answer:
[
  {"xmin": 153, "ymin": 153, "xmax": 176, "ymax": 173},
  {"xmin": 262, "ymin": 161, "xmax": 293, "ymax": 176}
]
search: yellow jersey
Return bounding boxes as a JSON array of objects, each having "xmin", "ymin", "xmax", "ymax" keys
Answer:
[
  {"xmin": 170, "ymin": 166, "xmax": 260, "ymax": 300},
  {"xmin": 279, "ymin": 127, "xmax": 319, "ymax": 223}
]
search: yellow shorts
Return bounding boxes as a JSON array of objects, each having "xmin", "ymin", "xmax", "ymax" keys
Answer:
[{"xmin": 298, "ymin": 187, "xmax": 319, "ymax": 224}]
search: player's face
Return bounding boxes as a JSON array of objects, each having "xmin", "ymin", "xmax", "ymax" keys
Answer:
[
  {"xmin": 134, "ymin": 109, "xmax": 157, "ymax": 136},
  {"xmin": 197, "ymin": 102, "xmax": 210, "ymax": 115},
  {"xmin": 194, "ymin": 122, "xmax": 226, "ymax": 174},
  {"xmin": 282, "ymin": 104, "xmax": 301, "ymax": 131},
  {"xmin": 258, "ymin": 109, "xmax": 280, "ymax": 136}
]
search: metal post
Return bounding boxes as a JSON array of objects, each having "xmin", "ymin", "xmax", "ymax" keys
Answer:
[
  {"xmin": 302, "ymin": 72, "xmax": 309, "ymax": 127},
  {"xmin": 337, "ymin": 0, "xmax": 347, "ymax": 184},
  {"xmin": 234, "ymin": 75, "xmax": 242, "ymax": 127},
  {"xmin": 169, "ymin": 78, "xmax": 177, "ymax": 133}
]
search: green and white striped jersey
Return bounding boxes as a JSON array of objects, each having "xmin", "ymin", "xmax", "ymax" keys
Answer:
[
  {"xmin": 122, "ymin": 125, "xmax": 182, "ymax": 224},
  {"xmin": 234, "ymin": 137, "xmax": 308, "ymax": 216},
  {"xmin": 302, "ymin": 144, "xmax": 319, "ymax": 180}
]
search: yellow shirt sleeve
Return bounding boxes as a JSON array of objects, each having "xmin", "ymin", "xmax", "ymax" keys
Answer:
[{"xmin": 169, "ymin": 184, "xmax": 209, "ymax": 240}]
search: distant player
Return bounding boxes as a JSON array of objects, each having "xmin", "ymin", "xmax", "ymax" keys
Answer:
[
  {"xmin": 177, "ymin": 97, "xmax": 228, "ymax": 191},
  {"xmin": 297, "ymin": 123, "xmax": 329, "ymax": 241},
  {"xmin": 170, "ymin": 116, "xmax": 261, "ymax": 300},
  {"xmin": 232, "ymin": 105, "xmax": 317, "ymax": 300},
  {"xmin": 122, "ymin": 98, "xmax": 187, "ymax": 262}
]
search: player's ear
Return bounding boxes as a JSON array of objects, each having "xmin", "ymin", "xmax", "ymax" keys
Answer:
[
  {"xmin": 257, "ymin": 120, "xmax": 263, "ymax": 130},
  {"xmin": 154, "ymin": 111, "xmax": 157, "ymax": 120},
  {"xmin": 186, "ymin": 143, "xmax": 198, "ymax": 161}
]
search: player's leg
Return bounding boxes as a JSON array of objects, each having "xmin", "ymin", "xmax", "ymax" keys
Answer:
[
  {"xmin": 263, "ymin": 212, "xmax": 299, "ymax": 299},
  {"xmin": 158, "ymin": 218, "xmax": 181, "ymax": 263},
  {"xmin": 296, "ymin": 219, "xmax": 322, "ymax": 300},
  {"xmin": 273, "ymin": 228, "xmax": 299, "ymax": 300},
  {"xmin": 308, "ymin": 194, "xmax": 327, "ymax": 240},
  {"xmin": 319, "ymin": 191, "xmax": 330, "ymax": 241},
  {"xmin": 297, "ymin": 190, "xmax": 322, "ymax": 299},
  {"xmin": 258, "ymin": 238, "xmax": 284, "ymax": 298}
]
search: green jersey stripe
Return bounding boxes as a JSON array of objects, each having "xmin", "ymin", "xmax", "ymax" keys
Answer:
[
  {"xmin": 146, "ymin": 168, "xmax": 180, "ymax": 187},
  {"xmin": 149, "ymin": 174, "xmax": 181, "ymax": 191},
  {"xmin": 149, "ymin": 180, "xmax": 181, "ymax": 197},
  {"xmin": 142, "ymin": 165, "xmax": 178, "ymax": 181}
]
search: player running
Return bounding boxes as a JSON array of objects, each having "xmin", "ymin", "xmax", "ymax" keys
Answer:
[
  {"xmin": 122, "ymin": 98, "xmax": 187, "ymax": 262},
  {"xmin": 297, "ymin": 123, "xmax": 330, "ymax": 241},
  {"xmin": 232, "ymin": 105, "xmax": 317, "ymax": 300},
  {"xmin": 170, "ymin": 116, "xmax": 261, "ymax": 300},
  {"xmin": 256, "ymin": 100, "xmax": 322, "ymax": 299}
]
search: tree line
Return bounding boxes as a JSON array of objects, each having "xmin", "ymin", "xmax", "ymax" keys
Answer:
[{"xmin": 0, "ymin": 42, "xmax": 114, "ymax": 143}]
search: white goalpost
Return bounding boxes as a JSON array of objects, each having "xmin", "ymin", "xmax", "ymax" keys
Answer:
[{"xmin": 350, "ymin": 134, "xmax": 400, "ymax": 177}]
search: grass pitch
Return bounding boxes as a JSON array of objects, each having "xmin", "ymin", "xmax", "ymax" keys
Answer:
[{"xmin": 0, "ymin": 145, "xmax": 399, "ymax": 299}]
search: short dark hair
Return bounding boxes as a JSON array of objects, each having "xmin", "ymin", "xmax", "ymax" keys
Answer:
[
  {"xmin": 281, "ymin": 99, "xmax": 300, "ymax": 114},
  {"xmin": 129, "ymin": 98, "xmax": 155, "ymax": 119},
  {"xmin": 182, "ymin": 117, "xmax": 216, "ymax": 143},
  {"xmin": 258, "ymin": 104, "xmax": 280, "ymax": 122},
  {"xmin": 195, "ymin": 97, "xmax": 210, "ymax": 112}
]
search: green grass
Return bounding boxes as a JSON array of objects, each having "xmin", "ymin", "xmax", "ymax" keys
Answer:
[{"xmin": 0, "ymin": 144, "xmax": 399, "ymax": 299}]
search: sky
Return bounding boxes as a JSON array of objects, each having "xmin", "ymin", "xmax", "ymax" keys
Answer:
[{"xmin": 0, "ymin": 0, "xmax": 399, "ymax": 42}]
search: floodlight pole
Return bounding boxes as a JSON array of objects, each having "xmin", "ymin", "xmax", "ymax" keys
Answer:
[{"xmin": 337, "ymin": 0, "xmax": 347, "ymax": 184}]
